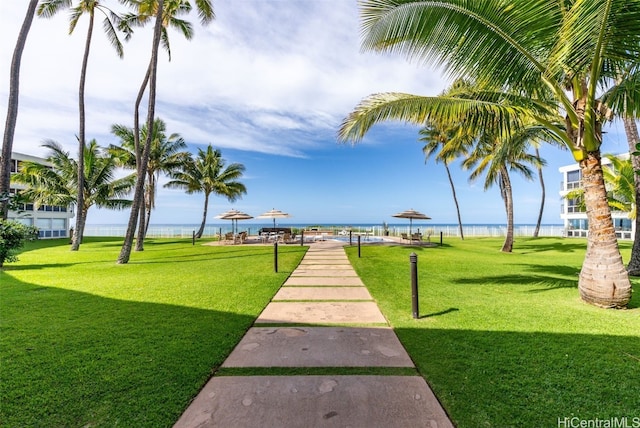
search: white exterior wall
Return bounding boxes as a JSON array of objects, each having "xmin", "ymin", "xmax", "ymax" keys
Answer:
[
  {"xmin": 7, "ymin": 152, "xmax": 74, "ymax": 239},
  {"xmin": 559, "ymin": 154, "xmax": 634, "ymax": 240}
]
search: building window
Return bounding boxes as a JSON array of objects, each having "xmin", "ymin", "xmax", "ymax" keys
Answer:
[
  {"xmin": 567, "ymin": 198, "xmax": 585, "ymax": 213},
  {"xmin": 566, "ymin": 170, "xmax": 581, "ymax": 190},
  {"xmin": 569, "ymin": 219, "xmax": 588, "ymax": 230},
  {"xmin": 614, "ymin": 218, "xmax": 632, "ymax": 231}
]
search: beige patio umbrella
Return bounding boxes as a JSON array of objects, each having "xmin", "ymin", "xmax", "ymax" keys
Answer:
[
  {"xmin": 392, "ymin": 208, "xmax": 431, "ymax": 236},
  {"xmin": 257, "ymin": 208, "xmax": 291, "ymax": 228},
  {"xmin": 215, "ymin": 209, "xmax": 253, "ymax": 235}
]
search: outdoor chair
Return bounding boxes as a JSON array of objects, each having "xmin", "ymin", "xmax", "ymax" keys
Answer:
[
  {"xmin": 221, "ymin": 231, "xmax": 234, "ymax": 244},
  {"xmin": 401, "ymin": 233, "xmax": 409, "ymax": 242}
]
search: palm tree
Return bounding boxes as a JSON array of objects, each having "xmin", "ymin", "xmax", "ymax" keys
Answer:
[
  {"xmin": 624, "ymin": 118, "xmax": 640, "ymax": 274},
  {"xmin": 110, "ymin": 118, "xmax": 190, "ymax": 238},
  {"xmin": 339, "ymin": 0, "xmax": 639, "ymax": 308},
  {"xmin": 37, "ymin": 0, "xmax": 125, "ymax": 250},
  {"xmin": 11, "ymin": 140, "xmax": 135, "ymax": 242},
  {"xmin": 1, "ymin": 0, "xmax": 39, "ymax": 220},
  {"xmin": 419, "ymin": 123, "xmax": 468, "ymax": 239},
  {"xmin": 117, "ymin": 0, "xmax": 214, "ymax": 263},
  {"xmin": 165, "ymin": 145, "xmax": 246, "ymax": 239},
  {"xmin": 462, "ymin": 126, "xmax": 543, "ymax": 252}
]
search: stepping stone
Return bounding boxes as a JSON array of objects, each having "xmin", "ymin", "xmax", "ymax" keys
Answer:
[
  {"xmin": 273, "ymin": 287, "xmax": 371, "ymax": 301},
  {"xmin": 294, "ymin": 264, "xmax": 353, "ymax": 270},
  {"xmin": 255, "ymin": 302, "xmax": 387, "ymax": 324},
  {"xmin": 222, "ymin": 327, "xmax": 414, "ymax": 367},
  {"xmin": 173, "ymin": 376, "xmax": 454, "ymax": 428},
  {"xmin": 291, "ymin": 270, "xmax": 358, "ymax": 277},
  {"xmin": 284, "ymin": 277, "xmax": 364, "ymax": 286},
  {"xmin": 299, "ymin": 259, "xmax": 349, "ymax": 264}
]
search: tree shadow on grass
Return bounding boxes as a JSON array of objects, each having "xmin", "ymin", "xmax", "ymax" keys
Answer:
[
  {"xmin": 514, "ymin": 238, "xmax": 587, "ymax": 254},
  {"xmin": 396, "ymin": 327, "xmax": 640, "ymax": 428},
  {"xmin": 452, "ymin": 263, "xmax": 580, "ymax": 291},
  {"xmin": 0, "ymin": 278, "xmax": 257, "ymax": 428}
]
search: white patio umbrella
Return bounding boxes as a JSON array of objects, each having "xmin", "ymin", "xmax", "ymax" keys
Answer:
[
  {"xmin": 257, "ymin": 208, "xmax": 291, "ymax": 228},
  {"xmin": 392, "ymin": 208, "xmax": 431, "ymax": 236}
]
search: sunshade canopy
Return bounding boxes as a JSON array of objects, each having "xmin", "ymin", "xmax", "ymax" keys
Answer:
[
  {"xmin": 257, "ymin": 208, "xmax": 291, "ymax": 227},
  {"xmin": 392, "ymin": 209, "xmax": 431, "ymax": 236}
]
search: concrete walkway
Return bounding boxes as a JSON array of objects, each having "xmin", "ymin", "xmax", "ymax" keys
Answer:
[{"xmin": 174, "ymin": 240, "xmax": 453, "ymax": 428}]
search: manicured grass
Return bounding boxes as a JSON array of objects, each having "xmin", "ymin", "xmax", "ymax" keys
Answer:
[
  {"xmin": 346, "ymin": 237, "xmax": 640, "ymax": 428},
  {"xmin": 0, "ymin": 238, "xmax": 306, "ymax": 428}
]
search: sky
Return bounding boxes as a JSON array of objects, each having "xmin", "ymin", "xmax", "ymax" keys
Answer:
[{"xmin": 0, "ymin": 1, "xmax": 634, "ymax": 227}]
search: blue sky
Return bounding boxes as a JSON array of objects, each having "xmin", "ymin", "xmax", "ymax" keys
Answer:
[{"xmin": 1, "ymin": 1, "xmax": 633, "ymax": 226}]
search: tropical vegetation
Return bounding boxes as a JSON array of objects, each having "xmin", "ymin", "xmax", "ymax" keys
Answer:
[
  {"xmin": 0, "ymin": 0, "xmax": 39, "ymax": 220},
  {"xmin": 37, "ymin": 0, "xmax": 126, "ymax": 250},
  {"xmin": 0, "ymin": 219, "xmax": 38, "ymax": 267},
  {"xmin": 116, "ymin": 0, "xmax": 215, "ymax": 263},
  {"xmin": 166, "ymin": 144, "xmax": 247, "ymax": 238},
  {"xmin": 10, "ymin": 140, "xmax": 136, "ymax": 243},
  {"xmin": 339, "ymin": 0, "xmax": 640, "ymax": 308},
  {"xmin": 110, "ymin": 118, "xmax": 191, "ymax": 239}
]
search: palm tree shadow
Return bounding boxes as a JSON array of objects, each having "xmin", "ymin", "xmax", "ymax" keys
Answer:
[{"xmin": 420, "ymin": 307, "xmax": 459, "ymax": 319}]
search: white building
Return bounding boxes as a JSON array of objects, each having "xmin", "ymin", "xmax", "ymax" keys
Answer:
[
  {"xmin": 4, "ymin": 152, "xmax": 74, "ymax": 239},
  {"xmin": 559, "ymin": 154, "xmax": 634, "ymax": 239}
]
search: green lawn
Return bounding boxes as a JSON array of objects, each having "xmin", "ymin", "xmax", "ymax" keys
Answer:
[
  {"xmin": 0, "ymin": 238, "xmax": 306, "ymax": 427},
  {"xmin": 2, "ymin": 237, "xmax": 639, "ymax": 427},
  {"xmin": 346, "ymin": 237, "xmax": 640, "ymax": 428}
]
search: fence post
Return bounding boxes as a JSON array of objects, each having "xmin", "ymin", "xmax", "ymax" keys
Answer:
[{"xmin": 410, "ymin": 252, "xmax": 419, "ymax": 319}]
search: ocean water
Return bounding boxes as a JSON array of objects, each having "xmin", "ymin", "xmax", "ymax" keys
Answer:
[{"xmin": 83, "ymin": 223, "xmax": 566, "ymax": 238}]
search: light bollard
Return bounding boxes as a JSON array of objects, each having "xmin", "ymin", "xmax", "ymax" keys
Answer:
[
  {"xmin": 358, "ymin": 235, "xmax": 361, "ymax": 258},
  {"xmin": 274, "ymin": 241, "xmax": 278, "ymax": 273},
  {"xmin": 192, "ymin": 230, "xmax": 195, "ymax": 246},
  {"xmin": 349, "ymin": 230, "xmax": 353, "ymax": 246},
  {"xmin": 300, "ymin": 230, "xmax": 304, "ymax": 246},
  {"xmin": 410, "ymin": 252, "xmax": 419, "ymax": 319}
]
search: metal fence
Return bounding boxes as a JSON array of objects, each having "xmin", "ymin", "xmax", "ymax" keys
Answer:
[{"xmin": 83, "ymin": 224, "xmax": 567, "ymax": 239}]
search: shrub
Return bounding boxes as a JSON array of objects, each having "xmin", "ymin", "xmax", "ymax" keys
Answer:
[{"xmin": 0, "ymin": 220, "xmax": 38, "ymax": 268}]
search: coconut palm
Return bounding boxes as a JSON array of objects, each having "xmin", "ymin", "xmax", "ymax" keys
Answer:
[
  {"xmin": 110, "ymin": 118, "xmax": 190, "ymax": 238},
  {"xmin": 165, "ymin": 145, "xmax": 246, "ymax": 239},
  {"xmin": 339, "ymin": 0, "xmax": 639, "ymax": 308},
  {"xmin": 11, "ymin": 140, "xmax": 135, "ymax": 242},
  {"xmin": 625, "ymin": 118, "xmax": 640, "ymax": 274},
  {"xmin": 419, "ymin": 123, "xmax": 469, "ymax": 239},
  {"xmin": 462, "ymin": 126, "xmax": 543, "ymax": 252},
  {"xmin": 1, "ymin": 0, "xmax": 39, "ymax": 220},
  {"xmin": 117, "ymin": 0, "xmax": 214, "ymax": 263},
  {"xmin": 37, "ymin": 0, "xmax": 124, "ymax": 250}
]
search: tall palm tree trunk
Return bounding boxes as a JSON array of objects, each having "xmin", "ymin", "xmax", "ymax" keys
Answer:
[
  {"xmin": 500, "ymin": 168, "xmax": 514, "ymax": 253},
  {"xmin": 118, "ymin": 0, "xmax": 164, "ymax": 264},
  {"xmin": 578, "ymin": 152, "xmax": 632, "ymax": 307},
  {"xmin": 533, "ymin": 147, "xmax": 545, "ymax": 238},
  {"xmin": 135, "ymin": 190, "xmax": 146, "ymax": 250},
  {"xmin": 196, "ymin": 192, "xmax": 209, "ymax": 239},
  {"xmin": 1, "ymin": 0, "xmax": 38, "ymax": 220},
  {"xmin": 623, "ymin": 118, "xmax": 640, "ymax": 275},
  {"xmin": 71, "ymin": 10, "xmax": 95, "ymax": 251},
  {"xmin": 132, "ymin": 66, "xmax": 151, "ymax": 251},
  {"xmin": 444, "ymin": 161, "xmax": 464, "ymax": 239}
]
